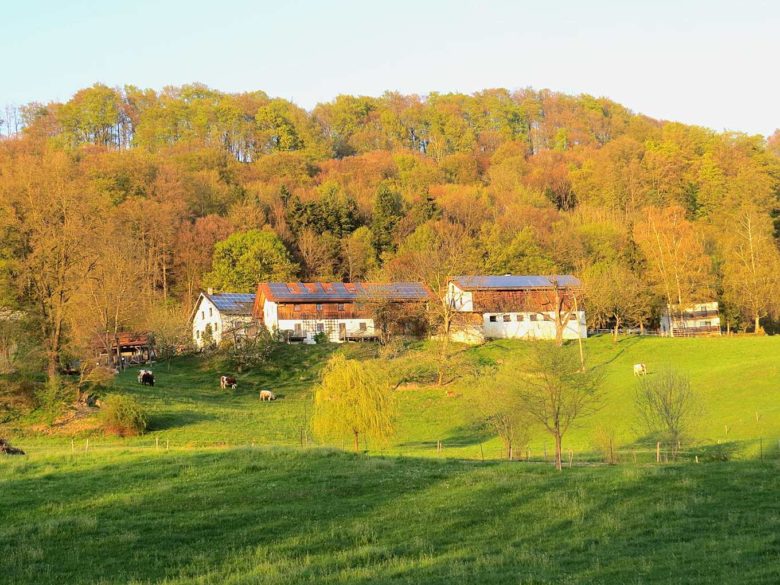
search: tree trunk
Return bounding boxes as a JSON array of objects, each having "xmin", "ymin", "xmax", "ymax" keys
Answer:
[
  {"xmin": 353, "ymin": 430, "xmax": 360, "ymax": 452},
  {"xmin": 554, "ymin": 432, "xmax": 563, "ymax": 471},
  {"xmin": 754, "ymin": 314, "xmax": 761, "ymax": 334}
]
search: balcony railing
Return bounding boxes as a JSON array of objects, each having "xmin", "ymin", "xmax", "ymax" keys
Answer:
[{"xmin": 277, "ymin": 310, "xmax": 370, "ymax": 321}]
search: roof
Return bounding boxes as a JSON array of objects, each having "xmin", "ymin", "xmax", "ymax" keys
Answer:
[
  {"xmin": 202, "ymin": 292, "xmax": 256, "ymax": 315},
  {"xmin": 258, "ymin": 282, "xmax": 432, "ymax": 303},
  {"xmin": 450, "ymin": 275, "xmax": 582, "ymax": 291}
]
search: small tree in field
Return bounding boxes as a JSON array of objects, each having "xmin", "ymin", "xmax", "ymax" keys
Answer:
[
  {"xmin": 518, "ymin": 342, "xmax": 602, "ymax": 470},
  {"xmin": 474, "ymin": 373, "xmax": 534, "ymax": 460},
  {"xmin": 312, "ymin": 355, "xmax": 395, "ymax": 452},
  {"xmin": 635, "ymin": 368, "xmax": 700, "ymax": 458}
]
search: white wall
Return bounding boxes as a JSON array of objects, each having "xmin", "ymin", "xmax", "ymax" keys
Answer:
[
  {"xmin": 447, "ymin": 283, "xmax": 473, "ymax": 312},
  {"xmin": 192, "ymin": 295, "xmax": 223, "ymax": 348},
  {"xmin": 276, "ymin": 318, "xmax": 375, "ymax": 342},
  {"xmin": 481, "ymin": 311, "xmax": 587, "ymax": 340}
]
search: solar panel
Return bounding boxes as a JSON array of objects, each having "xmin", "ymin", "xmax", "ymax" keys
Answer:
[
  {"xmin": 262, "ymin": 282, "xmax": 431, "ymax": 302},
  {"xmin": 207, "ymin": 293, "xmax": 256, "ymax": 314},
  {"xmin": 451, "ymin": 275, "xmax": 581, "ymax": 290}
]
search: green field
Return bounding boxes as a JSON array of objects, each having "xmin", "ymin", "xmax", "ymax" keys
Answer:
[
  {"xmin": 6, "ymin": 335, "xmax": 780, "ymax": 460},
  {"xmin": 1, "ymin": 335, "xmax": 779, "ymax": 584},
  {"xmin": 1, "ymin": 449, "xmax": 778, "ymax": 584}
]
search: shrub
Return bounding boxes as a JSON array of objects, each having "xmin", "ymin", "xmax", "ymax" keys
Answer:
[
  {"xmin": 313, "ymin": 331, "xmax": 329, "ymax": 344},
  {"xmin": 100, "ymin": 394, "xmax": 148, "ymax": 436}
]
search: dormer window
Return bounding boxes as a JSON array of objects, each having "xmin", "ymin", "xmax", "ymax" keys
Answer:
[
  {"xmin": 294, "ymin": 304, "xmax": 301, "ymax": 312},
  {"xmin": 316, "ymin": 304, "xmax": 323, "ymax": 311},
  {"xmin": 337, "ymin": 304, "xmax": 345, "ymax": 311}
]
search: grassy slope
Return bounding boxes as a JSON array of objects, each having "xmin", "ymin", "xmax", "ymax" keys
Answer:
[
  {"xmin": 1, "ymin": 449, "xmax": 777, "ymax": 585},
  {"xmin": 6, "ymin": 335, "xmax": 780, "ymax": 460}
]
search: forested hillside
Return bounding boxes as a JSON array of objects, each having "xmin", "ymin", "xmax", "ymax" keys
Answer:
[{"xmin": 1, "ymin": 84, "xmax": 779, "ymax": 378}]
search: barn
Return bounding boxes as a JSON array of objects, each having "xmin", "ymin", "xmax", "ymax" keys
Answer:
[
  {"xmin": 446, "ymin": 275, "xmax": 587, "ymax": 342},
  {"xmin": 254, "ymin": 282, "xmax": 431, "ymax": 343}
]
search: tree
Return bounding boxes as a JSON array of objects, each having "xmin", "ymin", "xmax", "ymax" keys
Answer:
[
  {"xmin": 371, "ymin": 184, "xmax": 404, "ymax": 258},
  {"xmin": 518, "ymin": 343, "xmax": 601, "ymax": 470},
  {"xmin": 635, "ymin": 206, "xmax": 713, "ymax": 336},
  {"xmin": 222, "ymin": 327, "xmax": 274, "ymax": 373},
  {"xmin": 719, "ymin": 206, "xmax": 780, "ymax": 333},
  {"xmin": 635, "ymin": 368, "xmax": 700, "ymax": 458},
  {"xmin": 204, "ymin": 229, "xmax": 298, "ymax": 292},
  {"xmin": 474, "ymin": 369, "xmax": 534, "ymax": 460},
  {"xmin": 341, "ymin": 226, "xmax": 377, "ymax": 281},
  {"xmin": 312, "ymin": 354, "xmax": 395, "ymax": 452},
  {"xmin": 383, "ymin": 220, "xmax": 478, "ymax": 384},
  {"xmin": 583, "ymin": 262, "xmax": 651, "ymax": 338},
  {"xmin": 0, "ymin": 149, "xmax": 105, "ymax": 381}
]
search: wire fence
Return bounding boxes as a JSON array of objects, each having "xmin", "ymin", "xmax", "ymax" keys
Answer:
[{"xmin": 10, "ymin": 433, "xmax": 779, "ymax": 467}]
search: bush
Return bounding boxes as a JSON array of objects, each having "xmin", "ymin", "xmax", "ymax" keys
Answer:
[
  {"xmin": 100, "ymin": 394, "xmax": 148, "ymax": 436},
  {"xmin": 313, "ymin": 331, "xmax": 329, "ymax": 344}
]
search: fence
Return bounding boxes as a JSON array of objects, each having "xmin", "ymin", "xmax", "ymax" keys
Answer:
[{"xmin": 11, "ymin": 433, "xmax": 779, "ymax": 467}]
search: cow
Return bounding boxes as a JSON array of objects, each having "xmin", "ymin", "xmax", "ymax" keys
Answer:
[
  {"xmin": 259, "ymin": 390, "xmax": 276, "ymax": 401},
  {"xmin": 141, "ymin": 372, "xmax": 155, "ymax": 386},
  {"xmin": 220, "ymin": 375, "xmax": 237, "ymax": 390},
  {"xmin": 633, "ymin": 363, "xmax": 647, "ymax": 376},
  {"xmin": 137, "ymin": 369, "xmax": 153, "ymax": 384}
]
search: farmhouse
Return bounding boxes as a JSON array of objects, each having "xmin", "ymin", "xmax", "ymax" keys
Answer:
[
  {"xmin": 446, "ymin": 275, "xmax": 587, "ymax": 342},
  {"xmin": 660, "ymin": 302, "xmax": 721, "ymax": 337},
  {"xmin": 191, "ymin": 290, "xmax": 256, "ymax": 348},
  {"xmin": 254, "ymin": 281, "xmax": 431, "ymax": 342}
]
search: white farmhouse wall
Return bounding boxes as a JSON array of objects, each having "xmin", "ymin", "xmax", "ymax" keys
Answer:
[
  {"xmin": 192, "ymin": 296, "xmax": 223, "ymax": 347},
  {"xmin": 446, "ymin": 283, "xmax": 473, "ymax": 312},
  {"xmin": 276, "ymin": 318, "xmax": 375, "ymax": 342},
  {"xmin": 481, "ymin": 311, "xmax": 586, "ymax": 340},
  {"xmin": 263, "ymin": 299, "xmax": 279, "ymax": 330}
]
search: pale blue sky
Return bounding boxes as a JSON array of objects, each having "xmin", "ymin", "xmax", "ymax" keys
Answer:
[{"xmin": 2, "ymin": 0, "xmax": 778, "ymax": 135}]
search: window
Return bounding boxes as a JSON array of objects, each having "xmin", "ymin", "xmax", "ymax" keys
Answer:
[
  {"xmin": 489, "ymin": 315, "xmax": 497, "ymax": 322},
  {"xmin": 569, "ymin": 313, "xmax": 577, "ymax": 321},
  {"xmin": 214, "ymin": 322, "xmax": 219, "ymax": 332},
  {"xmin": 294, "ymin": 304, "xmax": 301, "ymax": 312},
  {"xmin": 316, "ymin": 323, "xmax": 324, "ymax": 333},
  {"xmin": 337, "ymin": 304, "xmax": 345, "ymax": 311},
  {"xmin": 503, "ymin": 314, "xmax": 511, "ymax": 322},
  {"xmin": 316, "ymin": 304, "xmax": 323, "ymax": 311},
  {"xmin": 201, "ymin": 311, "xmax": 205, "ymax": 320},
  {"xmin": 517, "ymin": 314, "xmax": 525, "ymax": 322},
  {"xmin": 359, "ymin": 322, "xmax": 367, "ymax": 331},
  {"xmin": 530, "ymin": 314, "xmax": 537, "ymax": 322},
  {"xmin": 209, "ymin": 307, "xmax": 212, "ymax": 317},
  {"xmin": 294, "ymin": 323, "xmax": 302, "ymax": 334},
  {"xmin": 196, "ymin": 330, "xmax": 200, "ymax": 339}
]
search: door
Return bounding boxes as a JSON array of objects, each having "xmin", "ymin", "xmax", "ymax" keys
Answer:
[{"xmin": 339, "ymin": 322, "xmax": 346, "ymax": 341}]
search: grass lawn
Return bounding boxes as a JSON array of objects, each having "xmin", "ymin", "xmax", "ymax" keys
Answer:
[
  {"xmin": 1, "ymin": 448, "xmax": 778, "ymax": 584},
  {"xmin": 4, "ymin": 335, "xmax": 780, "ymax": 461}
]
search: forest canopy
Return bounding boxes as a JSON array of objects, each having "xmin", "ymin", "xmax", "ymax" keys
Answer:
[{"xmin": 1, "ymin": 83, "xmax": 779, "ymax": 378}]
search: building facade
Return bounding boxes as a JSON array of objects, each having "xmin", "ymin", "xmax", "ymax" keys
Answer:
[
  {"xmin": 446, "ymin": 275, "xmax": 587, "ymax": 342},
  {"xmin": 660, "ymin": 302, "xmax": 721, "ymax": 337},
  {"xmin": 254, "ymin": 282, "xmax": 431, "ymax": 343},
  {"xmin": 191, "ymin": 291, "xmax": 256, "ymax": 348}
]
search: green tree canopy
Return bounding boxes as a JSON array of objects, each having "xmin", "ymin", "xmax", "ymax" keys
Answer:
[
  {"xmin": 312, "ymin": 354, "xmax": 395, "ymax": 451},
  {"xmin": 203, "ymin": 229, "xmax": 298, "ymax": 292}
]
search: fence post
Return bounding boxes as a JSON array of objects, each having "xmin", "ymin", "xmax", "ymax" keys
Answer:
[
  {"xmin": 759, "ymin": 437, "xmax": 763, "ymax": 461},
  {"xmin": 568, "ymin": 449, "xmax": 573, "ymax": 468},
  {"xmin": 85, "ymin": 439, "xmax": 89, "ymax": 453},
  {"xmin": 656, "ymin": 442, "xmax": 660, "ymax": 463},
  {"xmin": 480, "ymin": 443, "xmax": 484, "ymax": 462},
  {"xmin": 156, "ymin": 437, "xmax": 159, "ymax": 450}
]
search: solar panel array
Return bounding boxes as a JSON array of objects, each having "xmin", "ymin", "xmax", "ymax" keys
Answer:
[
  {"xmin": 264, "ymin": 282, "xmax": 430, "ymax": 302},
  {"xmin": 207, "ymin": 293, "xmax": 256, "ymax": 314},
  {"xmin": 451, "ymin": 275, "xmax": 581, "ymax": 290}
]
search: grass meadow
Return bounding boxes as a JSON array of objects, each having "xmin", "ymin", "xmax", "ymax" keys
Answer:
[{"xmin": 1, "ymin": 335, "xmax": 779, "ymax": 583}]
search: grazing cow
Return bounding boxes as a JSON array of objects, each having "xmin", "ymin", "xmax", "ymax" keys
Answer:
[
  {"xmin": 633, "ymin": 363, "xmax": 647, "ymax": 376},
  {"xmin": 141, "ymin": 372, "xmax": 155, "ymax": 386},
  {"xmin": 137, "ymin": 369, "xmax": 153, "ymax": 384},
  {"xmin": 220, "ymin": 375, "xmax": 238, "ymax": 390},
  {"xmin": 259, "ymin": 390, "xmax": 276, "ymax": 401}
]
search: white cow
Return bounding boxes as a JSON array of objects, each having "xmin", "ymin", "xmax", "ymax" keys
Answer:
[
  {"xmin": 633, "ymin": 363, "xmax": 647, "ymax": 376},
  {"xmin": 259, "ymin": 390, "xmax": 276, "ymax": 401}
]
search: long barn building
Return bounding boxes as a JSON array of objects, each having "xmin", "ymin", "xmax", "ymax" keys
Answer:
[
  {"xmin": 254, "ymin": 281, "xmax": 431, "ymax": 342},
  {"xmin": 446, "ymin": 275, "xmax": 587, "ymax": 342}
]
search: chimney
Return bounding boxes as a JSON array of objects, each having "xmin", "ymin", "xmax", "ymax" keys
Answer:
[{"xmin": 207, "ymin": 287, "xmax": 214, "ymax": 295}]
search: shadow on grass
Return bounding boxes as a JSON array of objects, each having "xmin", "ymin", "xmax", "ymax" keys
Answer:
[{"xmin": 148, "ymin": 411, "xmax": 217, "ymax": 431}]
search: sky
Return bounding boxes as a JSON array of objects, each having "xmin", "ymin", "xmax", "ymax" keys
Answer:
[{"xmin": 1, "ymin": 0, "xmax": 778, "ymax": 136}]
